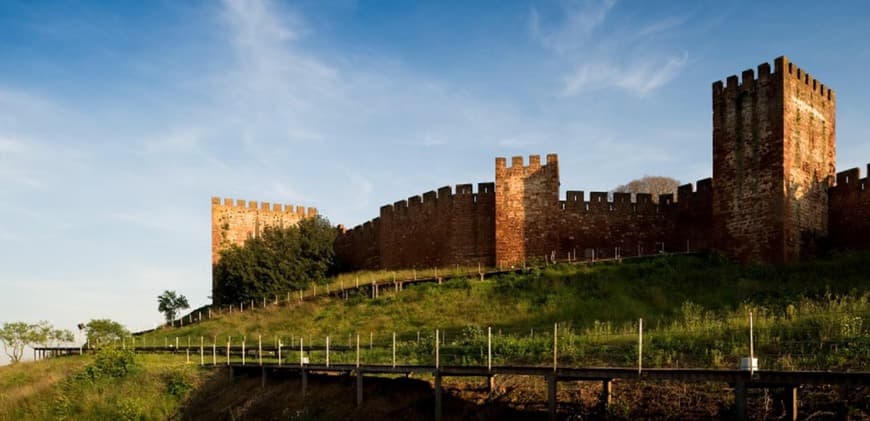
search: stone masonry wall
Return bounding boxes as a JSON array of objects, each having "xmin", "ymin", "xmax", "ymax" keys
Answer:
[
  {"xmin": 334, "ymin": 183, "xmax": 495, "ymax": 270},
  {"xmin": 553, "ymin": 179, "xmax": 713, "ymax": 262},
  {"xmin": 494, "ymin": 155, "xmax": 560, "ymax": 267},
  {"xmin": 211, "ymin": 197, "xmax": 317, "ymax": 265},
  {"xmin": 781, "ymin": 57, "xmax": 836, "ymax": 260},
  {"xmin": 712, "ymin": 56, "xmax": 835, "ymax": 263},
  {"xmin": 335, "ymin": 154, "xmax": 715, "ymax": 271},
  {"xmin": 828, "ymin": 165, "xmax": 870, "ymax": 251}
]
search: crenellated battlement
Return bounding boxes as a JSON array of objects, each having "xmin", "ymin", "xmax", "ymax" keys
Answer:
[
  {"xmin": 832, "ymin": 165, "xmax": 869, "ymax": 192},
  {"xmin": 211, "ymin": 196, "xmax": 316, "ymax": 218},
  {"xmin": 712, "ymin": 56, "xmax": 834, "ymax": 103},
  {"xmin": 210, "ymin": 196, "xmax": 318, "ymax": 273},
  {"xmin": 495, "ymin": 154, "xmax": 558, "ymax": 176},
  {"xmin": 777, "ymin": 56, "xmax": 835, "ymax": 101}
]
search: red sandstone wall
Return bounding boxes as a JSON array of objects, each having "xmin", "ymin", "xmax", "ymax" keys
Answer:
[
  {"xmin": 553, "ymin": 179, "xmax": 712, "ymax": 261},
  {"xmin": 335, "ymin": 182, "xmax": 495, "ymax": 270},
  {"xmin": 828, "ymin": 165, "xmax": 870, "ymax": 251}
]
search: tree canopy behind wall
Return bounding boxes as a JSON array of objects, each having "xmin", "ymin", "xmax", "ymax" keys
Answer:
[{"xmin": 213, "ymin": 215, "xmax": 337, "ymax": 305}]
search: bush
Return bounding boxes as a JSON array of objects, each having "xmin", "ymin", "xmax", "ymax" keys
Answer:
[
  {"xmin": 79, "ymin": 347, "xmax": 137, "ymax": 382},
  {"xmin": 213, "ymin": 216, "xmax": 338, "ymax": 304}
]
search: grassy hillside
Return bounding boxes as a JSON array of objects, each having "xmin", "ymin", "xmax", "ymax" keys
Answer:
[
  {"xmin": 140, "ymin": 252, "xmax": 870, "ymax": 370},
  {"xmin": 0, "ymin": 349, "xmax": 202, "ymax": 420}
]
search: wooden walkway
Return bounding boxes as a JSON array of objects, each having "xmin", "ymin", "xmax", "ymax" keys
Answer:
[{"xmin": 35, "ymin": 345, "xmax": 870, "ymax": 420}]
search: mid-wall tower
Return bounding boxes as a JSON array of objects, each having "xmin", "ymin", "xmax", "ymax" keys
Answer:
[
  {"xmin": 494, "ymin": 154, "xmax": 560, "ymax": 267},
  {"xmin": 712, "ymin": 56, "xmax": 836, "ymax": 263}
]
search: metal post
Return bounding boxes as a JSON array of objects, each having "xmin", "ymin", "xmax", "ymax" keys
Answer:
[
  {"xmin": 213, "ymin": 340, "xmax": 216, "ymax": 366},
  {"xmin": 356, "ymin": 334, "xmax": 360, "ymax": 367},
  {"xmin": 258, "ymin": 335, "xmax": 262, "ymax": 366},
  {"xmin": 638, "ymin": 318, "xmax": 643, "ymax": 374},
  {"xmin": 278, "ymin": 339, "xmax": 282, "ymax": 366},
  {"xmin": 242, "ymin": 340, "xmax": 246, "ymax": 365},
  {"xmin": 392, "ymin": 332, "xmax": 396, "ymax": 368},
  {"xmin": 749, "ymin": 311, "xmax": 755, "ymax": 376},
  {"xmin": 226, "ymin": 338, "xmax": 230, "ymax": 365},
  {"xmin": 326, "ymin": 336, "xmax": 330, "ymax": 367},
  {"xmin": 487, "ymin": 326, "xmax": 492, "ymax": 371},
  {"xmin": 200, "ymin": 337, "xmax": 204, "ymax": 366},
  {"xmin": 300, "ymin": 337, "xmax": 304, "ymax": 367},
  {"xmin": 435, "ymin": 329, "xmax": 440, "ymax": 369}
]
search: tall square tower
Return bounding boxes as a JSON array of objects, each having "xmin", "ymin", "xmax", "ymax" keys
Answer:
[{"xmin": 712, "ymin": 57, "xmax": 835, "ymax": 262}]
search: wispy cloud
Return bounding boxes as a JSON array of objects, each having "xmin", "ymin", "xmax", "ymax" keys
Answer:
[
  {"xmin": 530, "ymin": 0, "xmax": 616, "ymax": 53},
  {"xmin": 562, "ymin": 52, "xmax": 689, "ymax": 96},
  {"xmin": 531, "ymin": 0, "xmax": 690, "ymax": 96}
]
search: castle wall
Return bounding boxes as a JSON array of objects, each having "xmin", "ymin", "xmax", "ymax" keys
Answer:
[
  {"xmin": 552, "ymin": 179, "xmax": 713, "ymax": 262},
  {"xmin": 335, "ymin": 182, "xmax": 495, "ymax": 270},
  {"xmin": 211, "ymin": 197, "xmax": 316, "ymax": 265},
  {"xmin": 828, "ymin": 165, "xmax": 870, "ymax": 251}
]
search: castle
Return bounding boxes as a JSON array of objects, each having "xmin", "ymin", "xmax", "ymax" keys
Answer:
[{"xmin": 213, "ymin": 56, "xmax": 870, "ymax": 280}]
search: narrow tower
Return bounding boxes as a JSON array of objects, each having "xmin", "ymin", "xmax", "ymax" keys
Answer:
[
  {"xmin": 712, "ymin": 57, "xmax": 835, "ymax": 262},
  {"xmin": 494, "ymin": 154, "xmax": 560, "ymax": 267}
]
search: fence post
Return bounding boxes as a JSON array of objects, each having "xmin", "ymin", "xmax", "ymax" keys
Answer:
[
  {"xmin": 242, "ymin": 340, "xmax": 246, "ymax": 365},
  {"xmin": 212, "ymin": 338, "xmax": 216, "ymax": 366},
  {"xmin": 370, "ymin": 331, "xmax": 373, "ymax": 350},
  {"xmin": 553, "ymin": 322, "xmax": 558, "ymax": 371},
  {"xmin": 326, "ymin": 336, "xmax": 330, "ymax": 367},
  {"xmin": 488, "ymin": 326, "xmax": 492, "ymax": 371},
  {"xmin": 226, "ymin": 337, "xmax": 230, "ymax": 365},
  {"xmin": 259, "ymin": 335, "xmax": 262, "ymax": 366},
  {"xmin": 300, "ymin": 337, "xmax": 304, "ymax": 367},
  {"xmin": 638, "ymin": 318, "xmax": 643, "ymax": 375},
  {"xmin": 200, "ymin": 336, "xmax": 204, "ymax": 366},
  {"xmin": 435, "ymin": 329, "xmax": 440, "ymax": 369},
  {"xmin": 749, "ymin": 310, "xmax": 755, "ymax": 376},
  {"xmin": 278, "ymin": 339, "xmax": 282, "ymax": 366},
  {"xmin": 356, "ymin": 334, "xmax": 360, "ymax": 367},
  {"xmin": 392, "ymin": 332, "xmax": 396, "ymax": 368}
]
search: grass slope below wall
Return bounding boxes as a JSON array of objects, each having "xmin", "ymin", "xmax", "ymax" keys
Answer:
[{"xmin": 139, "ymin": 252, "xmax": 870, "ymax": 370}]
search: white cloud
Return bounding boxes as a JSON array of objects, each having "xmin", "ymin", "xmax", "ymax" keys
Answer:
[
  {"xmin": 530, "ymin": 0, "xmax": 616, "ymax": 53},
  {"xmin": 562, "ymin": 52, "xmax": 689, "ymax": 96},
  {"xmin": 531, "ymin": 0, "xmax": 689, "ymax": 96}
]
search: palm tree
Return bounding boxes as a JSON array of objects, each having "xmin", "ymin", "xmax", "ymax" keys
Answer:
[{"xmin": 157, "ymin": 290, "xmax": 190, "ymax": 324}]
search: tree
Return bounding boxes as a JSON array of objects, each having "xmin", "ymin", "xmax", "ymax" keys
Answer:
[
  {"xmin": 84, "ymin": 319, "xmax": 129, "ymax": 347},
  {"xmin": 0, "ymin": 322, "xmax": 36, "ymax": 363},
  {"xmin": 213, "ymin": 215, "xmax": 337, "ymax": 305},
  {"xmin": 0, "ymin": 321, "xmax": 73, "ymax": 363},
  {"xmin": 613, "ymin": 175, "xmax": 680, "ymax": 203},
  {"xmin": 157, "ymin": 290, "xmax": 190, "ymax": 324}
]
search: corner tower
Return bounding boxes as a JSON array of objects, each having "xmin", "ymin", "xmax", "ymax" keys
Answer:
[
  {"xmin": 494, "ymin": 154, "xmax": 560, "ymax": 267},
  {"xmin": 712, "ymin": 57, "xmax": 835, "ymax": 262}
]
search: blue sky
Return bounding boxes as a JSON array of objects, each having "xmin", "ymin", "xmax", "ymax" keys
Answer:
[{"xmin": 2, "ymin": 0, "xmax": 870, "ymax": 360}]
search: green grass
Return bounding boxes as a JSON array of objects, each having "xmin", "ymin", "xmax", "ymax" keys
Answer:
[
  {"xmin": 0, "ymin": 349, "xmax": 201, "ymax": 420},
  {"xmin": 142, "ymin": 252, "xmax": 870, "ymax": 370}
]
